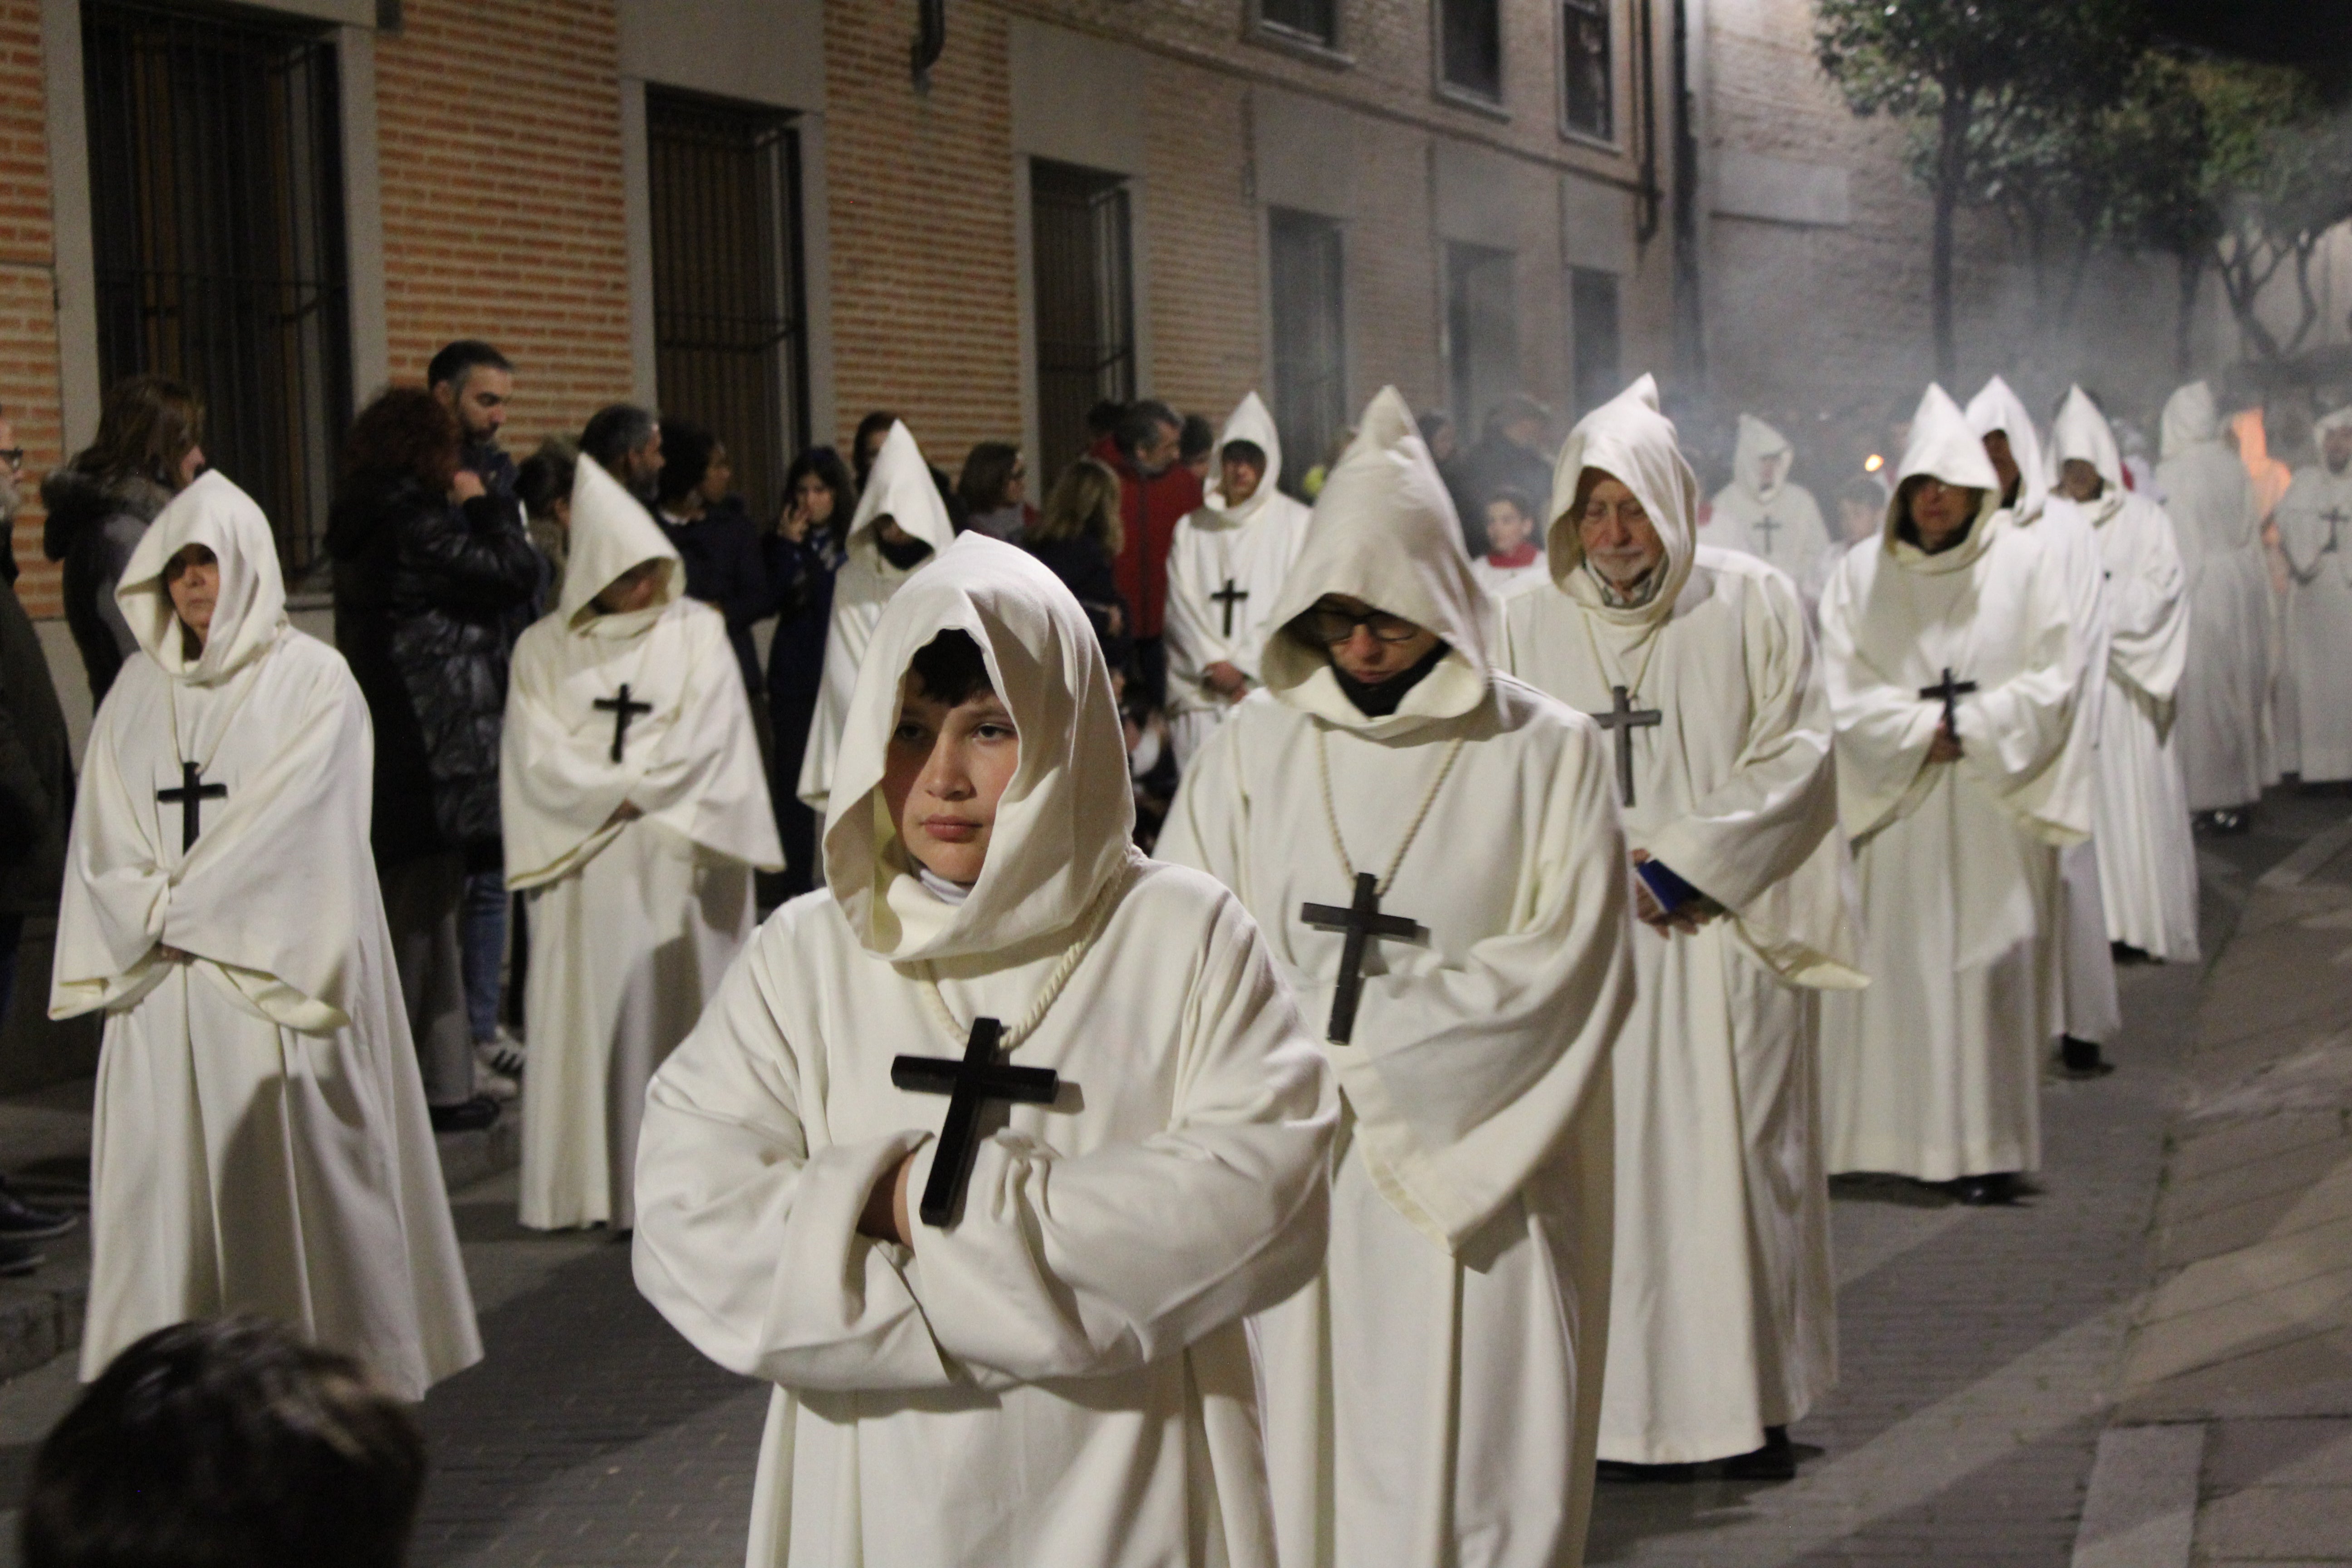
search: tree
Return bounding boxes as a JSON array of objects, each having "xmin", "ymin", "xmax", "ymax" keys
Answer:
[
  {"xmin": 1816, "ymin": 0, "xmax": 2146, "ymax": 380},
  {"xmin": 2193, "ymin": 62, "xmax": 2352, "ymax": 363}
]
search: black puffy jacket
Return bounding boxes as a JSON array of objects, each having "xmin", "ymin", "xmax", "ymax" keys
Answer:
[
  {"xmin": 39, "ymin": 467, "xmax": 169, "ymax": 707},
  {"xmin": 327, "ymin": 469, "xmax": 540, "ymax": 867}
]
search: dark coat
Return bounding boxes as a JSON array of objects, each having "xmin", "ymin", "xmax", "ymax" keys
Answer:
[
  {"xmin": 657, "ymin": 496, "xmax": 775, "ymax": 701},
  {"xmin": 327, "ymin": 469, "xmax": 541, "ymax": 867},
  {"xmin": 0, "ymin": 549, "xmax": 72, "ymax": 920},
  {"xmin": 764, "ymin": 529, "xmax": 843, "ymax": 722},
  {"xmin": 1025, "ymin": 533, "xmax": 1134, "ymax": 674},
  {"xmin": 39, "ymin": 467, "xmax": 169, "ymax": 707},
  {"xmin": 1458, "ymin": 433, "xmax": 1553, "ymax": 558}
]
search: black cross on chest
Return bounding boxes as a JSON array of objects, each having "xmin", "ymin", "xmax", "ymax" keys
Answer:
[
  {"xmin": 1919, "ymin": 666, "xmax": 1978, "ymax": 740},
  {"xmin": 1211, "ymin": 578, "xmax": 1250, "ymax": 639},
  {"xmin": 2322, "ymin": 507, "xmax": 2348, "ymax": 554},
  {"xmin": 593, "ymin": 684, "xmax": 653, "ymax": 763},
  {"xmin": 1592, "ymin": 684, "xmax": 1663, "ymax": 808},
  {"xmin": 1299, "ymin": 872, "xmax": 1426, "ymax": 1044},
  {"xmin": 891, "ymin": 1016, "xmax": 1063, "ymax": 1228},
  {"xmin": 1751, "ymin": 514, "xmax": 1783, "ymax": 554},
  {"xmin": 156, "ymin": 761, "xmax": 227, "ymax": 854}
]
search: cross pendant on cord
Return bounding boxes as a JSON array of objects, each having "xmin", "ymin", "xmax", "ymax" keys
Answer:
[
  {"xmin": 891, "ymin": 1016, "xmax": 1063, "ymax": 1227},
  {"xmin": 1592, "ymin": 684, "xmax": 1663, "ymax": 808},
  {"xmin": 2323, "ymin": 508, "xmax": 2347, "ymax": 555},
  {"xmin": 1211, "ymin": 578, "xmax": 1250, "ymax": 639},
  {"xmin": 156, "ymin": 761, "xmax": 227, "ymax": 854},
  {"xmin": 1918, "ymin": 667, "xmax": 1979, "ymax": 745},
  {"xmin": 1752, "ymin": 514, "xmax": 1782, "ymax": 555},
  {"xmin": 593, "ymin": 684, "xmax": 654, "ymax": 763},
  {"xmin": 1299, "ymin": 872, "xmax": 1426, "ymax": 1045}
]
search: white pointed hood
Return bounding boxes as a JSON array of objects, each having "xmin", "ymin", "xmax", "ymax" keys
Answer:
[
  {"xmin": 2314, "ymin": 403, "xmax": 2352, "ymax": 444},
  {"xmin": 2161, "ymin": 382, "xmax": 2222, "ymax": 461},
  {"xmin": 1200, "ymin": 391, "xmax": 1285, "ymax": 526},
  {"xmin": 1257, "ymin": 386, "xmax": 1494, "ymax": 736},
  {"xmin": 1544, "ymin": 373, "xmax": 1701, "ymax": 628},
  {"xmin": 1881, "ymin": 384, "xmax": 2006, "ymax": 572},
  {"xmin": 2048, "ymin": 385, "xmax": 2125, "ymax": 498},
  {"xmin": 558, "ymin": 455, "xmax": 681, "ymax": 628},
  {"xmin": 1966, "ymin": 375, "xmax": 2047, "ymax": 524},
  {"xmin": 847, "ymin": 421, "xmax": 956, "ymax": 556},
  {"xmin": 824, "ymin": 533, "xmax": 1136, "ymax": 965},
  {"xmin": 1730, "ymin": 413, "xmax": 1794, "ymax": 505},
  {"xmin": 116, "ymin": 470, "xmax": 288, "ymax": 685}
]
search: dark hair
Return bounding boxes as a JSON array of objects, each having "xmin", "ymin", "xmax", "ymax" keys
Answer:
[
  {"xmin": 1836, "ymin": 476, "xmax": 1886, "ymax": 512},
  {"xmin": 23, "ymin": 1317, "xmax": 426, "ymax": 1568},
  {"xmin": 1485, "ymin": 486, "xmax": 1536, "ymax": 520},
  {"xmin": 655, "ymin": 418, "xmax": 717, "ymax": 506},
  {"xmin": 906, "ymin": 630, "xmax": 996, "ymax": 708},
  {"xmin": 1084, "ymin": 400, "xmax": 1127, "ymax": 442},
  {"xmin": 516, "ymin": 436, "xmax": 579, "ymax": 520},
  {"xmin": 1220, "ymin": 438, "xmax": 1267, "ymax": 471},
  {"xmin": 784, "ymin": 445, "xmax": 857, "ymax": 544},
  {"xmin": 77, "ymin": 376, "xmax": 205, "ymax": 491},
  {"xmin": 1416, "ymin": 410, "xmax": 1453, "ymax": 444},
  {"xmin": 1179, "ymin": 414, "xmax": 1215, "ymax": 462},
  {"xmin": 957, "ymin": 441, "xmax": 1023, "ymax": 513},
  {"xmin": 340, "ymin": 386, "xmax": 461, "ymax": 490},
  {"xmin": 425, "ymin": 339, "xmax": 510, "ymax": 394},
  {"xmin": 1032, "ymin": 457, "xmax": 1123, "ymax": 554},
  {"xmin": 1485, "ymin": 393, "xmax": 1550, "ymax": 438},
  {"xmin": 853, "ymin": 412, "xmax": 898, "ymax": 478},
  {"xmin": 1115, "ymin": 400, "xmax": 1181, "ymax": 461},
  {"xmin": 581, "ymin": 404, "xmax": 658, "ymax": 469}
]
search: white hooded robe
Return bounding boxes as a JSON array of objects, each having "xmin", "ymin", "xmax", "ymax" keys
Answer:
[
  {"xmin": 501, "ymin": 460, "xmax": 782, "ymax": 1231},
  {"xmin": 2159, "ymin": 382, "xmax": 2273, "ymax": 810},
  {"xmin": 1165, "ymin": 392, "xmax": 1317, "ymax": 766},
  {"xmin": 51, "ymin": 472, "xmax": 480, "ymax": 1399},
  {"xmin": 1817, "ymin": 386, "xmax": 2086, "ymax": 1182},
  {"xmin": 633, "ymin": 534, "xmax": 1337, "ymax": 1568},
  {"xmin": 1499, "ymin": 377, "xmax": 1861, "ymax": 1466},
  {"xmin": 2047, "ymin": 388, "xmax": 2200, "ymax": 963},
  {"xmin": 2274, "ymin": 408, "xmax": 2352, "ymax": 784},
  {"xmin": 1703, "ymin": 415, "xmax": 1835, "ymax": 602},
  {"xmin": 1159, "ymin": 387, "xmax": 1637, "ymax": 1568}
]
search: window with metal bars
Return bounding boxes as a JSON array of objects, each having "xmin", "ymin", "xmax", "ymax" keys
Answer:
[
  {"xmin": 83, "ymin": 0, "xmax": 352, "ymax": 584},
  {"xmin": 1561, "ymin": 0, "xmax": 1613, "ymax": 140},
  {"xmin": 1569, "ymin": 266, "xmax": 1621, "ymax": 419},
  {"xmin": 1439, "ymin": 0, "xmax": 1504, "ymax": 101},
  {"xmin": 1446, "ymin": 241, "xmax": 1518, "ymax": 437},
  {"xmin": 1268, "ymin": 209, "xmax": 1346, "ymax": 497},
  {"xmin": 1029, "ymin": 160, "xmax": 1136, "ymax": 470},
  {"xmin": 1258, "ymin": 0, "xmax": 1338, "ymax": 48},
  {"xmin": 647, "ymin": 90, "xmax": 809, "ymax": 526}
]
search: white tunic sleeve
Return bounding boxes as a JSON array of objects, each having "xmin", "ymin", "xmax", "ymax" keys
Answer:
[
  {"xmin": 1162, "ymin": 517, "xmax": 1227, "ymax": 710},
  {"xmin": 2105, "ymin": 501, "xmax": 2190, "ymax": 704}
]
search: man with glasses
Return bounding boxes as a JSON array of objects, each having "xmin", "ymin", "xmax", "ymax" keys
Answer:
[{"xmin": 1160, "ymin": 387, "xmax": 1635, "ymax": 1568}]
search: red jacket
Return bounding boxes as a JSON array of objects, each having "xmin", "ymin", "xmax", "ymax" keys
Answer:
[{"xmin": 1099, "ymin": 440, "xmax": 1204, "ymax": 640}]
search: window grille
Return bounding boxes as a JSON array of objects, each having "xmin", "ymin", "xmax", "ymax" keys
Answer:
[
  {"xmin": 1268, "ymin": 209, "xmax": 1346, "ymax": 497},
  {"xmin": 1562, "ymin": 0, "xmax": 1613, "ymax": 139},
  {"xmin": 647, "ymin": 90, "xmax": 809, "ymax": 525},
  {"xmin": 1570, "ymin": 267, "xmax": 1622, "ymax": 419},
  {"xmin": 84, "ymin": 0, "xmax": 351, "ymax": 584},
  {"xmin": 1445, "ymin": 241, "xmax": 1519, "ymax": 438},
  {"xmin": 1440, "ymin": 0, "xmax": 1504, "ymax": 100},
  {"xmin": 1259, "ymin": 0, "xmax": 1338, "ymax": 47},
  {"xmin": 1029, "ymin": 160, "xmax": 1136, "ymax": 470}
]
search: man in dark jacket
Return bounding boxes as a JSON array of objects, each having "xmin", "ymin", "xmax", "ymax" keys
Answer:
[
  {"xmin": 431, "ymin": 340, "xmax": 518, "ymax": 502},
  {"xmin": 652, "ymin": 420, "xmax": 773, "ymax": 702}
]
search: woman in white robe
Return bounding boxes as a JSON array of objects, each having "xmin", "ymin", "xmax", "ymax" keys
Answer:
[
  {"xmin": 1499, "ymin": 375, "xmax": 1862, "ymax": 1472},
  {"xmin": 1817, "ymin": 386, "xmax": 2086, "ymax": 1202},
  {"xmin": 2274, "ymin": 407, "xmax": 2352, "ymax": 786},
  {"xmin": 2159, "ymin": 381, "xmax": 2273, "ymax": 816},
  {"xmin": 1163, "ymin": 391, "xmax": 1315, "ymax": 765},
  {"xmin": 632, "ymin": 533, "xmax": 1335, "ymax": 1567},
  {"xmin": 796, "ymin": 420, "xmax": 956, "ymax": 822},
  {"xmin": 1703, "ymin": 414, "xmax": 1834, "ymax": 602},
  {"xmin": 1160, "ymin": 387, "xmax": 1637, "ymax": 1568},
  {"xmin": 2047, "ymin": 387, "xmax": 2199, "ymax": 964},
  {"xmin": 51, "ymin": 472, "xmax": 479, "ymax": 1401},
  {"xmin": 501, "ymin": 460, "xmax": 781, "ymax": 1231}
]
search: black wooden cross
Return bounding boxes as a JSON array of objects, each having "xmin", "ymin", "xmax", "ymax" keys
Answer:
[
  {"xmin": 1300, "ymin": 872, "xmax": 1426, "ymax": 1045},
  {"xmin": 1211, "ymin": 578, "xmax": 1250, "ymax": 639},
  {"xmin": 1592, "ymin": 684, "xmax": 1663, "ymax": 808},
  {"xmin": 1919, "ymin": 667, "xmax": 1978, "ymax": 743},
  {"xmin": 1751, "ymin": 514, "xmax": 1783, "ymax": 555},
  {"xmin": 2322, "ymin": 506, "xmax": 2347, "ymax": 555},
  {"xmin": 156, "ymin": 761, "xmax": 227, "ymax": 854},
  {"xmin": 891, "ymin": 1016, "xmax": 1063, "ymax": 1228},
  {"xmin": 593, "ymin": 684, "xmax": 653, "ymax": 763}
]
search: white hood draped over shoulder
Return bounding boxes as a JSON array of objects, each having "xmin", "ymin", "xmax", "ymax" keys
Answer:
[
  {"xmin": 1703, "ymin": 413, "xmax": 1835, "ymax": 598},
  {"xmin": 1159, "ymin": 385, "xmax": 1637, "ymax": 1568},
  {"xmin": 633, "ymin": 533, "xmax": 1336, "ymax": 1568},
  {"xmin": 1500, "ymin": 374, "xmax": 1855, "ymax": 1465},
  {"xmin": 54, "ymin": 471, "xmax": 479, "ymax": 1400},
  {"xmin": 2158, "ymin": 380, "xmax": 2273, "ymax": 809},
  {"xmin": 2273, "ymin": 403, "xmax": 2352, "ymax": 784}
]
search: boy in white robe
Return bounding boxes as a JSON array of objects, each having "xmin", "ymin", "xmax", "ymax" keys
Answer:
[
  {"xmin": 1470, "ymin": 489, "xmax": 1550, "ymax": 599},
  {"xmin": 1703, "ymin": 415, "xmax": 1834, "ymax": 602},
  {"xmin": 2047, "ymin": 387, "xmax": 2200, "ymax": 964},
  {"xmin": 797, "ymin": 420, "xmax": 956, "ymax": 822},
  {"xmin": 2158, "ymin": 381, "xmax": 2272, "ymax": 825},
  {"xmin": 1968, "ymin": 375, "xmax": 2122, "ymax": 1076},
  {"xmin": 633, "ymin": 534, "xmax": 1336, "ymax": 1568},
  {"xmin": 1164, "ymin": 392, "xmax": 1315, "ymax": 766},
  {"xmin": 51, "ymin": 472, "xmax": 480, "ymax": 1401},
  {"xmin": 1817, "ymin": 385, "xmax": 2086, "ymax": 1206},
  {"xmin": 502, "ymin": 460, "xmax": 781, "ymax": 1231},
  {"xmin": 2274, "ymin": 406, "xmax": 2352, "ymax": 786},
  {"xmin": 1498, "ymin": 375, "xmax": 1861, "ymax": 1479},
  {"xmin": 1160, "ymin": 387, "xmax": 1637, "ymax": 1568}
]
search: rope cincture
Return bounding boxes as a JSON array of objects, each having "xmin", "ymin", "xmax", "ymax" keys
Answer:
[{"xmin": 1314, "ymin": 726, "xmax": 1466, "ymax": 898}]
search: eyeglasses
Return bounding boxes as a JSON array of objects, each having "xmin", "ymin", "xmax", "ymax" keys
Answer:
[{"xmin": 1297, "ymin": 605, "xmax": 1424, "ymax": 646}]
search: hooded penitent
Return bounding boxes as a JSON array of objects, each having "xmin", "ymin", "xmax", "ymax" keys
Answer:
[
  {"xmin": 2272, "ymin": 401, "xmax": 2352, "ymax": 785},
  {"xmin": 1966, "ymin": 375, "xmax": 2049, "ymax": 524},
  {"xmin": 1201, "ymin": 390, "xmax": 1287, "ymax": 523},
  {"xmin": 1256, "ymin": 386, "xmax": 1495, "ymax": 736},
  {"xmin": 1731, "ymin": 413, "xmax": 1793, "ymax": 507},
  {"xmin": 799, "ymin": 421, "xmax": 958, "ymax": 815},
  {"xmin": 2156, "ymin": 379, "xmax": 2272, "ymax": 809},
  {"xmin": 1543, "ymin": 373, "xmax": 1701, "ymax": 626},
  {"xmin": 52, "ymin": 470, "xmax": 480, "ymax": 1401}
]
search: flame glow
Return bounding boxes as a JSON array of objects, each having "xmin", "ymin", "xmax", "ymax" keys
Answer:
[{"xmin": 1863, "ymin": 453, "xmax": 1884, "ymax": 473}]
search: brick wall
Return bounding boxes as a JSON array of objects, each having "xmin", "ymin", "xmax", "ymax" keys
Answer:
[{"xmin": 1, "ymin": 0, "xmax": 62, "ymax": 619}]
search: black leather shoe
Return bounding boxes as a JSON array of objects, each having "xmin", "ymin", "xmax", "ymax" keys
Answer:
[
  {"xmin": 429, "ymin": 1096, "xmax": 501, "ymax": 1134},
  {"xmin": 1717, "ymin": 1426, "xmax": 1798, "ymax": 1480},
  {"xmin": 1596, "ymin": 1458, "xmax": 1698, "ymax": 1484},
  {"xmin": 1954, "ymin": 1172, "xmax": 2018, "ymax": 1206},
  {"xmin": 0, "ymin": 1181, "xmax": 78, "ymax": 1241},
  {"xmin": 2059, "ymin": 1037, "xmax": 2115, "ymax": 1078}
]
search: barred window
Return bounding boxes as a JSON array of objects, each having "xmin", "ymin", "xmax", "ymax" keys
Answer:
[
  {"xmin": 1268, "ymin": 209, "xmax": 1346, "ymax": 496},
  {"xmin": 1030, "ymin": 161, "xmax": 1136, "ymax": 468},
  {"xmin": 1259, "ymin": 0, "xmax": 1338, "ymax": 48},
  {"xmin": 1562, "ymin": 0, "xmax": 1613, "ymax": 139},
  {"xmin": 1570, "ymin": 267, "xmax": 1622, "ymax": 420},
  {"xmin": 1446, "ymin": 242, "xmax": 1518, "ymax": 436},
  {"xmin": 1440, "ymin": 0, "xmax": 1503, "ymax": 101}
]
